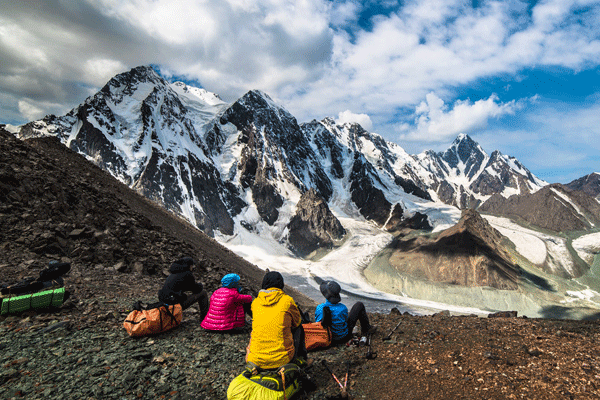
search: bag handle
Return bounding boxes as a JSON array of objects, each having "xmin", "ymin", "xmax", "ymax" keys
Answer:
[{"xmin": 279, "ymin": 367, "xmax": 287, "ymax": 400}]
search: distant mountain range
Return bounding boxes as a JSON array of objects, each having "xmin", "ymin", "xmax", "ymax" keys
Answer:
[
  {"xmin": 8, "ymin": 65, "xmax": 556, "ymax": 255},
  {"xmin": 4, "ymin": 65, "xmax": 600, "ymax": 316}
]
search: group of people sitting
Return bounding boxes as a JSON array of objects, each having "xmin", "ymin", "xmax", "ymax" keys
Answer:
[{"xmin": 158, "ymin": 256, "xmax": 374, "ymax": 370}]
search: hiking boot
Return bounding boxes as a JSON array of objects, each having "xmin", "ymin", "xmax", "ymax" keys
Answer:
[{"xmin": 358, "ymin": 336, "xmax": 368, "ymax": 346}]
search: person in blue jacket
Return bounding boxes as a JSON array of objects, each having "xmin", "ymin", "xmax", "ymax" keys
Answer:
[{"xmin": 315, "ymin": 280, "xmax": 375, "ymax": 344}]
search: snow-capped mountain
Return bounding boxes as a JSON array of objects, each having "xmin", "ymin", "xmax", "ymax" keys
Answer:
[
  {"xmin": 414, "ymin": 134, "xmax": 547, "ymax": 208},
  {"xmin": 11, "ymin": 66, "xmax": 546, "ymax": 253}
]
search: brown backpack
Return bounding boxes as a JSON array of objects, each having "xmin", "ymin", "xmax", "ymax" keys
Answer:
[
  {"xmin": 303, "ymin": 321, "xmax": 332, "ymax": 351},
  {"xmin": 123, "ymin": 303, "xmax": 182, "ymax": 337}
]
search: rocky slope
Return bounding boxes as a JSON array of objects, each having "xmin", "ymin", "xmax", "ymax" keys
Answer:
[
  {"xmin": 385, "ymin": 209, "xmax": 521, "ymax": 290},
  {"xmin": 566, "ymin": 172, "xmax": 600, "ymax": 200},
  {"xmin": 479, "ymin": 183, "xmax": 600, "ymax": 234},
  {"xmin": 2, "ymin": 127, "xmax": 600, "ymax": 400}
]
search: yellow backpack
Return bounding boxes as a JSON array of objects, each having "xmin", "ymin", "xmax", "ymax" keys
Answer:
[{"xmin": 227, "ymin": 362, "xmax": 302, "ymax": 400}]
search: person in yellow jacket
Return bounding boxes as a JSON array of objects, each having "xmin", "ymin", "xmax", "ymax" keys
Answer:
[{"xmin": 246, "ymin": 271, "xmax": 308, "ymax": 369}]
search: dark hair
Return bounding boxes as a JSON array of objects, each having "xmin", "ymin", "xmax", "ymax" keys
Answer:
[{"xmin": 261, "ymin": 271, "xmax": 284, "ymax": 290}]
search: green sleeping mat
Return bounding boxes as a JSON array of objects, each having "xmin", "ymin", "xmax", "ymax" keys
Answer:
[{"xmin": 1, "ymin": 287, "xmax": 65, "ymax": 315}]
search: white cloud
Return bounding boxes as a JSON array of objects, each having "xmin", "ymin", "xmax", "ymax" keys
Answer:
[
  {"xmin": 336, "ymin": 110, "xmax": 373, "ymax": 131},
  {"xmin": 18, "ymin": 101, "xmax": 45, "ymax": 121},
  {"xmin": 286, "ymin": 0, "xmax": 600, "ymax": 122},
  {"xmin": 398, "ymin": 93, "xmax": 519, "ymax": 143},
  {"xmin": 1, "ymin": 0, "xmax": 600, "ymax": 183},
  {"xmin": 87, "ymin": 0, "xmax": 333, "ymax": 97},
  {"xmin": 84, "ymin": 59, "xmax": 127, "ymax": 84}
]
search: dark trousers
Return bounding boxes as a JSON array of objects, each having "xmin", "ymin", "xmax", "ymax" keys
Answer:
[
  {"xmin": 326, "ymin": 301, "xmax": 371, "ymax": 345},
  {"xmin": 181, "ymin": 290, "xmax": 209, "ymax": 320},
  {"xmin": 243, "ymin": 302, "xmax": 252, "ymax": 318}
]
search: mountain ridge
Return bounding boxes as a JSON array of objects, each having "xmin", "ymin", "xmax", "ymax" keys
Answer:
[{"xmin": 7, "ymin": 66, "xmax": 548, "ymax": 255}]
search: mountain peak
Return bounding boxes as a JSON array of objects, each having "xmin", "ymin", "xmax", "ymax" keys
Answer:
[
  {"xmin": 440, "ymin": 133, "xmax": 486, "ymax": 171},
  {"xmin": 455, "ymin": 132, "xmax": 470, "ymax": 141},
  {"xmin": 450, "ymin": 133, "xmax": 480, "ymax": 152},
  {"xmin": 565, "ymin": 172, "xmax": 600, "ymax": 199}
]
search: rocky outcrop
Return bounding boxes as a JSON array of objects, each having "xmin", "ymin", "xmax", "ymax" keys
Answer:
[
  {"xmin": 384, "ymin": 208, "xmax": 433, "ymax": 232},
  {"xmin": 387, "ymin": 209, "xmax": 522, "ymax": 289},
  {"xmin": 479, "ymin": 184, "xmax": 600, "ymax": 233},
  {"xmin": 349, "ymin": 155, "xmax": 392, "ymax": 226},
  {"xmin": 287, "ymin": 189, "xmax": 346, "ymax": 257},
  {"xmin": 565, "ymin": 172, "xmax": 600, "ymax": 200}
]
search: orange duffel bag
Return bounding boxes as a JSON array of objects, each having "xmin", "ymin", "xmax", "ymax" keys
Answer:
[
  {"xmin": 123, "ymin": 303, "xmax": 182, "ymax": 337},
  {"xmin": 303, "ymin": 321, "xmax": 332, "ymax": 351}
]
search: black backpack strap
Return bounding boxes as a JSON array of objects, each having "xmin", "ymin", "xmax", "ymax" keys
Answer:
[
  {"xmin": 162, "ymin": 304, "xmax": 179, "ymax": 327},
  {"xmin": 131, "ymin": 301, "xmax": 143, "ymax": 311}
]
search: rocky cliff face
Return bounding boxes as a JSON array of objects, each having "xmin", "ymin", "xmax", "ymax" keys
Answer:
[
  {"xmin": 286, "ymin": 189, "xmax": 346, "ymax": 257},
  {"xmin": 387, "ymin": 209, "xmax": 521, "ymax": 290}
]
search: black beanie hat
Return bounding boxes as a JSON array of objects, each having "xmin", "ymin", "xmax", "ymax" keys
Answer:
[
  {"xmin": 262, "ymin": 271, "xmax": 284, "ymax": 290},
  {"xmin": 170, "ymin": 257, "xmax": 194, "ymax": 272},
  {"xmin": 320, "ymin": 280, "xmax": 341, "ymax": 304}
]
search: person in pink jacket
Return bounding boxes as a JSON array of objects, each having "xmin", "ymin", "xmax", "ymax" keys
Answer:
[{"xmin": 201, "ymin": 273, "xmax": 253, "ymax": 331}]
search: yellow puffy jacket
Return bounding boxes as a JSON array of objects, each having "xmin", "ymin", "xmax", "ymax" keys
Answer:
[{"xmin": 246, "ymin": 288, "xmax": 301, "ymax": 369}]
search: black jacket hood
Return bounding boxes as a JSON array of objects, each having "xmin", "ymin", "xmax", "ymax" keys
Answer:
[{"xmin": 169, "ymin": 257, "xmax": 194, "ymax": 274}]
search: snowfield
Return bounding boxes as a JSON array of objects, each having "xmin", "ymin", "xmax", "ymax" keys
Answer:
[
  {"xmin": 483, "ymin": 215, "xmax": 548, "ymax": 265},
  {"xmin": 572, "ymin": 231, "xmax": 600, "ymax": 264}
]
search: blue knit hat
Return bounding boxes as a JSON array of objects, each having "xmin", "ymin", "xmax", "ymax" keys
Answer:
[{"xmin": 221, "ymin": 273, "xmax": 241, "ymax": 289}]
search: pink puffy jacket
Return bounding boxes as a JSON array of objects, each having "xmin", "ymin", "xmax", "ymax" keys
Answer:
[{"xmin": 200, "ymin": 287, "xmax": 252, "ymax": 331}]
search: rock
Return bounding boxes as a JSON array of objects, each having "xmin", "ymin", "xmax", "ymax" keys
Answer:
[
  {"xmin": 132, "ymin": 261, "xmax": 144, "ymax": 274},
  {"xmin": 433, "ymin": 310, "xmax": 451, "ymax": 318},
  {"xmin": 488, "ymin": 311, "xmax": 518, "ymax": 318},
  {"xmin": 286, "ymin": 189, "xmax": 345, "ymax": 258},
  {"xmin": 115, "ymin": 261, "xmax": 127, "ymax": 272}
]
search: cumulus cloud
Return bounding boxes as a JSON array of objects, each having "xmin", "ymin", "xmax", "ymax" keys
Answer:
[
  {"xmin": 398, "ymin": 93, "xmax": 520, "ymax": 143},
  {"xmin": 1, "ymin": 0, "xmax": 600, "ymax": 183},
  {"xmin": 286, "ymin": 0, "xmax": 600, "ymax": 121},
  {"xmin": 336, "ymin": 110, "xmax": 373, "ymax": 131},
  {"xmin": 0, "ymin": 0, "xmax": 334, "ymax": 123},
  {"xmin": 17, "ymin": 101, "xmax": 44, "ymax": 121}
]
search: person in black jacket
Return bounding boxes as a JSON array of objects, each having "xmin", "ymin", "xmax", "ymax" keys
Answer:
[{"xmin": 158, "ymin": 257, "xmax": 209, "ymax": 319}]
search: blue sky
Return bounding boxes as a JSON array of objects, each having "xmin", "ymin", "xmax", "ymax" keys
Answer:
[{"xmin": 1, "ymin": 0, "xmax": 599, "ymax": 183}]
